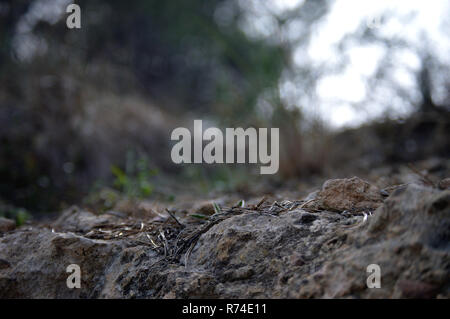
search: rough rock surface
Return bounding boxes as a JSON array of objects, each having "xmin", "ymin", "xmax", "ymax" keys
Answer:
[
  {"xmin": 0, "ymin": 217, "xmax": 15, "ymax": 233},
  {"xmin": 307, "ymin": 176, "xmax": 384, "ymax": 212},
  {"xmin": 52, "ymin": 207, "xmax": 125, "ymax": 233},
  {"xmin": 439, "ymin": 178, "xmax": 450, "ymax": 190},
  {"xmin": 283, "ymin": 184, "xmax": 450, "ymax": 298},
  {"xmin": 0, "ymin": 180, "xmax": 448, "ymax": 298}
]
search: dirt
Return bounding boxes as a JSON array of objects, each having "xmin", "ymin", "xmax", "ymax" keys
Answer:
[{"xmin": 0, "ymin": 162, "xmax": 448, "ymax": 298}]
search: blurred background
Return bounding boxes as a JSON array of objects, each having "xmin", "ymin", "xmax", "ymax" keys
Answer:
[{"xmin": 0, "ymin": 0, "xmax": 449, "ymax": 218}]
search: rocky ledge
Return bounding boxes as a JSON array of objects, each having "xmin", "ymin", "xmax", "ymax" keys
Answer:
[{"xmin": 0, "ymin": 177, "xmax": 449, "ymax": 298}]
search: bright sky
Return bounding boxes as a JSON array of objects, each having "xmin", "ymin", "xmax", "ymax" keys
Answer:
[
  {"xmin": 241, "ymin": 0, "xmax": 450, "ymax": 128},
  {"xmin": 304, "ymin": 0, "xmax": 450, "ymax": 128},
  {"xmin": 15, "ymin": 0, "xmax": 450, "ymax": 129}
]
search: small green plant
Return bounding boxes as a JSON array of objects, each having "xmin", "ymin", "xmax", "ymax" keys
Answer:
[
  {"xmin": 0, "ymin": 205, "xmax": 31, "ymax": 226},
  {"xmin": 15, "ymin": 209, "xmax": 30, "ymax": 226},
  {"xmin": 111, "ymin": 152, "xmax": 157, "ymax": 198},
  {"xmin": 236, "ymin": 199, "xmax": 245, "ymax": 207},
  {"xmin": 83, "ymin": 187, "xmax": 121, "ymax": 212},
  {"xmin": 212, "ymin": 202, "xmax": 221, "ymax": 214}
]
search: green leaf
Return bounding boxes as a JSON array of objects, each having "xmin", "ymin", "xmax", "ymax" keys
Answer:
[
  {"xmin": 236, "ymin": 199, "xmax": 245, "ymax": 207},
  {"xmin": 111, "ymin": 165, "xmax": 127, "ymax": 188},
  {"xmin": 15, "ymin": 209, "xmax": 31, "ymax": 226},
  {"xmin": 212, "ymin": 202, "xmax": 221, "ymax": 215}
]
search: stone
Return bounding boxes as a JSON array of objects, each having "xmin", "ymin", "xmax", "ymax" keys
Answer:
[
  {"xmin": 397, "ymin": 280, "xmax": 439, "ymax": 299},
  {"xmin": 0, "ymin": 228, "xmax": 124, "ymax": 298},
  {"xmin": 283, "ymin": 184, "xmax": 450, "ymax": 298},
  {"xmin": 439, "ymin": 177, "xmax": 450, "ymax": 190},
  {"xmin": 312, "ymin": 176, "xmax": 384, "ymax": 212},
  {"xmin": 0, "ymin": 183, "xmax": 448, "ymax": 298},
  {"xmin": 0, "ymin": 217, "xmax": 15, "ymax": 233},
  {"xmin": 52, "ymin": 206, "xmax": 123, "ymax": 233}
]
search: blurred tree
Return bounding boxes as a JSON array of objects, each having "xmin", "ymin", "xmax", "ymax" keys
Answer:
[
  {"xmin": 21, "ymin": 0, "xmax": 287, "ymax": 122},
  {"xmin": 0, "ymin": 0, "xmax": 292, "ymax": 211}
]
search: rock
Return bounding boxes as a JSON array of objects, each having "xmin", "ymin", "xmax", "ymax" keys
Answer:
[
  {"xmin": 439, "ymin": 178, "xmax": 450, "ymax": 190},
  {"xmin": 52, "ymin": 206, "xmax": 124, "ymax": 233},
  {"xmin": 185, "ymin": 209, "xmax": 349, "ymax": 298},
  {"xmin": 0, "ymin": 259, "xmax": 11, "ymax": 269},
  {"xmin": 0, "ymin": 228, "xmax": 125, "ymax": 298},
  {"xmin": 397, "ymin": 280, "xmax": 439, "ymax": 299},
  {"xmin": 311, "ymin": 176, "xmax": 384, "ymax": 212},
  {"xmin": 192, "ymin": 201, "xmax": 216, "ymax": 216},
  {"xmin": 0, "ymin": 183, "xmax": 448, "ymax": 298},
  {"xmin": 113, "ymin": 199, "xmax": 164, "ymax": 220},
  {"xmin": 283, "ymin": 184, "xmax": 450, "ymax": 298},
  {"xmin": 0, "ymin": 217, "xmax": 15, "ymax": 233}
]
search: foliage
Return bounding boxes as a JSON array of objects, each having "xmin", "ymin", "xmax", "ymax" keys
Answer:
[
  {"xmin": 0, "ymin": 203, "xmax": 31, "ymax": 226},
  {"xmin": 110, "ymin": 153, "xmax": 158, "ymax": 199},
  {"xmin": 0, "ymin": 0, "xmax": 288, "ymax": 212}
]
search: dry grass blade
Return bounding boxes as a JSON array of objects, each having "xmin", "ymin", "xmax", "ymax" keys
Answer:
[
  {"xmin": 165, "ymin": 208, "xmax": 184, "ymax": 227},
  {"xmin": 184, "ymin": 241, "xmax": 196, "ymax": 267},
  {"xmin": 255, "ymin": 196, "xmax": 267, "ymax": 209},
  {"xmin": 147, "ymin": 234, "xmax": 159, "ymax": 248},
  {"xmin": 299, "ymin": 199, "xmax": 315, "ymax": 209},
  {"xmin": 159, "ymin": 230, "xmax": 169, "ymax": 257}
]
